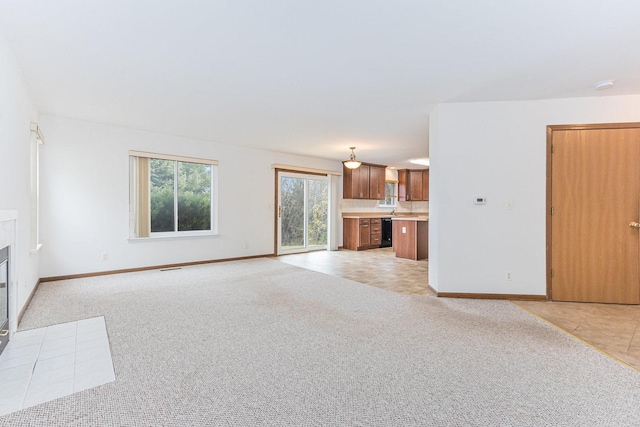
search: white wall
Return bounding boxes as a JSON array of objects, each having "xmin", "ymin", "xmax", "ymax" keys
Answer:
[
  {"xmin": 429, "ymin": 94, "xmax": 640, "ymax": 295},
  {"xmin": 0, "ymin": 31, "xmax": 39, "ymax": 314},
  {"xmin": 38, "ymin": 116, "xmax": 343, "ymax": 277}
]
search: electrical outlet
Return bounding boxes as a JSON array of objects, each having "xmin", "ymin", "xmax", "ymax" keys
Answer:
[
  {"xmin": 243, "ymin": 241, "xmax": 249, "ymax": 249},
  {"xmin": 505, "ymin": 271, "xmax": 512, "ymax": 280},
  {"xmin": 101, "ymin": 253, "xmax": 109, "ymax": 261}
]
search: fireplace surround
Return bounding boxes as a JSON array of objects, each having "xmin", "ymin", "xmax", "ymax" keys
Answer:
[
  {"xmin": 0, "ymin": 246, "xmax": 7, "ymax": 355},
  {"xmin": 0, "ymin": 211, "xmax": 17, "ymax": 350}
]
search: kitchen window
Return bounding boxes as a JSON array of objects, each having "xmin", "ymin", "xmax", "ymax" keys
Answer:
[
  {"xmin": 379, "ymin": 181, "xmax": 397, "ymax": 207},
  {"xmin": 129, "ymin": 151, "xmax": 218, "ymax": 238}
]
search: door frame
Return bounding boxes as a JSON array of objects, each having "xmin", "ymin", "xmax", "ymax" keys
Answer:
[{"xmin": 546, "ymin": 122, "xmax": 640, "ymax": 300}]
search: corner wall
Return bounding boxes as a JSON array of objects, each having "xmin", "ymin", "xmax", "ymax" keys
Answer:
[
  {"xmin": 38, "ymin": 116, "xmax": 342, "ymax": 278},
  {"xmin": 0, "ymin": 30, "xmax": 39, "ymax": 315},
  {"xmin": 429, "ymin": 94, "xmax": 640, "ymax": 296}
]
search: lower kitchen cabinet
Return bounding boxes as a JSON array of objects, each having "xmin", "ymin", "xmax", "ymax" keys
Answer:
[
  {"xmin": 343, "ymin": 218, "xmax": 382, "ymax": 250},
  {"xmin": 392, "ymin": 219, "xmax": 428, "ymax": 260}
]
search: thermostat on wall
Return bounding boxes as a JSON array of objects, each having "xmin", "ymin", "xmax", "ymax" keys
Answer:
[{"xmin": 474, "ymin": 197, "xmax": 487, "ymax": 205}]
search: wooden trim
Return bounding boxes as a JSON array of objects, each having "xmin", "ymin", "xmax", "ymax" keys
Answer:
[
  {"xmin": 358, "ymin": 161, "xmax": 388, "ymax": 169},
  {"xmin": 274, "ymin": 169, "xmax": 279, "ymax": 255},
  {"xmin": 436, "ymin": 292, "xmax": 547, "ymax": 301},
  {"xmin": 17, "ymin": 279, "xmax": 41, "ymax": 325},
  {"xmin": 275, "ymin": 168, "xmax": 328, "ymax": 177},
  {"xmin": 271, "ymin": 164, "xmax": 341, "ymax": 176},
  {"xmin": 547, "ymin": 122, "xmax": 640, "ymax": 132},
  {"xmin": 546, "ymin": 125, "xmax": 554, "ymax": 300},
  {"xmin": 40, "ymin": 254, "xmax": 273, "ymax": 283},
  {"xmin": 129, "ymin": 150, "xmax": 218, "ymax": 166},
  {"xmin": 546, "ymin": 122, "xmax": 640, "ymax": 302}
]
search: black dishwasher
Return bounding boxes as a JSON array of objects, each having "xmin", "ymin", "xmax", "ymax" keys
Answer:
[{"xmin": 381, "ymin": 218, "xmax": 392, "ymax": 247}]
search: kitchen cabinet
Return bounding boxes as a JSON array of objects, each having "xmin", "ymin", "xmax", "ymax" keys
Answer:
[
  {"xmin": 370, "ymin": 218, "xmax": 382, "ymax": 247},
  {"xmin": 343, "ymin": 163, "xmax": 386, "ymax": 200},
  {"xmin": 343, "ymin": 218, "xmax": 382, "ymax": 250},
  {"xmin": 392, "ymin": 218, "xmax": 428, "ymax": 260},
  {"xmin": 422, "ymin": 169, "xmax": 429, "ymax": 201},
  {"xmin": 398, "ymin": 169, "xmax": 429, "ymax": 201},
  {"xmin": 368, "ymin": 165, "xmax": 386, "ymax": 200}
]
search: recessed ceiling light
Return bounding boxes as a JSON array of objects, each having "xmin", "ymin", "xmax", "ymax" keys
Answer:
[
  {"xmin": 595, "ymin": 79, "xmax": 615, "ymax": 90},
  {"xmin": 410, "ymin": 158, "xmax": 430, "ymax": 166}
]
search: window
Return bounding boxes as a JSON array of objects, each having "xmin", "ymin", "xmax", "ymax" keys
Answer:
[
  {"xmin": 379, "ymin": 181, "xmax": 397, "ymax": 207},
  {"xmin": 129, "ymin": 151, "xmax": 218, "ymax": 238}
]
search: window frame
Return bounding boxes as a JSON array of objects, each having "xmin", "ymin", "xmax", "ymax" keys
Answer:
[
  {"xmin": 378, "ymin": 181, "xmax": 398, "ymax": 208},
  {"xmin": 29, "ymin": 124, "xmax": 44, "ymax": 252},
  {"xmin": 129, "ymin": 151, "xmax": 219, "ymax": 239}
]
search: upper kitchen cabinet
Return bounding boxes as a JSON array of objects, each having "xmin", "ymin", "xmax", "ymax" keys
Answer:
[
  {"xmin": 398, "ymin": 169, "xmax": 429, "ymax": 201},
  {"xmin": 343, "ymin": 163, "xmax": 386, "ymax": 200},
  {"xmin": 369, "ymin": 165, "xmax": 386, "ymax": 200},
  {"xmin": 422, "ymin": 169, "xmax": 429, "ymax": 201}
]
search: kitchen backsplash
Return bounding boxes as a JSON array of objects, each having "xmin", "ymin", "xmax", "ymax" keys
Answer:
[{"xmin": 341, "ymin": 199, "xmax": 428, "ymax": 214}]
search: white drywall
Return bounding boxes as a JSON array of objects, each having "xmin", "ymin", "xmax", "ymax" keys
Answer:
[
  {"xmin": 429, "ymin": 94, "xmax": 640, "ymax": 295},
  {"xmin": 0, "ymin": 32, "xmax": 39, "ymax": 315},
  {"xmin": 38, "ymin": 116, "xmax": 343, "ymax": 277}
]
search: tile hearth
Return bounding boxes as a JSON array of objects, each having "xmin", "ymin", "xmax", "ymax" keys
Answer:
[{"xmin": 0, "ymin": 316, "xmax": 115, "ymax": 415}]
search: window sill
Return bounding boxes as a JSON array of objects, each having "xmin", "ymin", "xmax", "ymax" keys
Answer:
[{"xmin": 127, "ymin": 232, "xmax": 219, "ymax": 242}]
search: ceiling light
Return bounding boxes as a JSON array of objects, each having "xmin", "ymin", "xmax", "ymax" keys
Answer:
[
  {"xmin": 343, "ymin": 147, "xmax": 362, "ymax": 169},
  {"xmin": 409, "ymin": 158, "xmax": 430, "ymax": 167},
  {"xmin": 595, "ymin": 80, "xmax": 615, "ymax": 90}
]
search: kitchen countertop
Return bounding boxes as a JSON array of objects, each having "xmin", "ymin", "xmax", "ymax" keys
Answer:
[
  {"xmin": 342, "ymin": 213, "xmax": 428, "ymax": 220},
  {"xmin": 391, "ymin": 216, "xmax": 428, "ymax": 221}
]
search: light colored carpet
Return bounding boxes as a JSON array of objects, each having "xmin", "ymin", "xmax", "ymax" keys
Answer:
[{"xmin": 3, "ymin": 258, "xmax": 640, "ymax": 426}]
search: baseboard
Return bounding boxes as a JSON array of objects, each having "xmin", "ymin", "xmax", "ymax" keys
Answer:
[
  {"xmin": 436, "ymin": 292, "xmax": 547, "ymax": 301},
  {"xmin": 40, "ymin": 254, "xmax": 274, "ymax": 283},
  {"xmin": 427, "ymin": 284, "xmax": 438, "ymax": 295},
  {"xmin": 17, "ymin": 278, "xmax": 41, "ymax": 325}
]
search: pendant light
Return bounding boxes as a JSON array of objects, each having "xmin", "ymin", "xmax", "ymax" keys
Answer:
[{"xmin": 343, "ymin": 147, "xmax": 362, "ymax": 169}]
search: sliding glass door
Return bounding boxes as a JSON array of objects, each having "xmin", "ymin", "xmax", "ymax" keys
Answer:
[{"xmin": 277, "ymin": 172, "xmax": 328, "ymax": 255}]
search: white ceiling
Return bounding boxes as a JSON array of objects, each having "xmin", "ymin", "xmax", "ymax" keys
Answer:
[{"xmin": 1, "ymin": 1, "xmax": 640, "ymax": 168}]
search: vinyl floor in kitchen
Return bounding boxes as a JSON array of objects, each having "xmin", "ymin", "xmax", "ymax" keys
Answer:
[
  {"xmin": 277, "ymin": 248, "xmax": 640, "ymax": 372},
  {"xmin": 277, "ymin": 247, "xmax": 433, "ymax": 295}
]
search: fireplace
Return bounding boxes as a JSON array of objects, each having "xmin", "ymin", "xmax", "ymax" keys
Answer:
[{"xmin": 0, "ymin": 246, "xmax": 8, "ymax": 355}]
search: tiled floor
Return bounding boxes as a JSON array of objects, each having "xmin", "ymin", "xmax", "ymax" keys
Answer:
[
  {"xmin": 513, "ymin": 300, "xmax": 640, "ymax": 371},
  {"xmin": 278, "ymin": 247, "xmax": 433, "ymax": 295},
  {"xmin": 0, "ymin": 316, "xmax": 115, "ymax": 415},
  {"xmin": 278, "ymin": 248, "xmax": 640, "ymax": 372}
]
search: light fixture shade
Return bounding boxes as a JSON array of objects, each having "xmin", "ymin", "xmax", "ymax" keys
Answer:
[
  {"xmin": 343, "ymin": 147, "xmax": 361, "ymax": 169},
  {"xmin": 343, "ymin": 160, "xmax": 362, "ymax": 169}
]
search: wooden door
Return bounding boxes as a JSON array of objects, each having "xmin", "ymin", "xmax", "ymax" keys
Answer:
[
  {"xmin": 359, "ymin": 219, "xmax": 371, "ymax": 247},
  {"xmin": 422, "ymin": 170, "xmax": 429, "ymax": 201},
  {"xmin": 342, "ymin": 166, "xmax": 357, "ymax": 199},
  {"xmin": 409, "ymin": 170, "xmax": 424, "ymax": 201},
  {"xmin": 398, "ymin": 169, "xmax": 408, "ymax": 201},
  {"xmin": 550, "ymin": 126, "xmax": 640, "ymax": 304},
  {"xmin": 369, "ymin": 166, "xmax": 385, "ymax": 200},
  {"xmin": 358, "ymin": 164, "xmax": 370, "ymax": 199}
]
